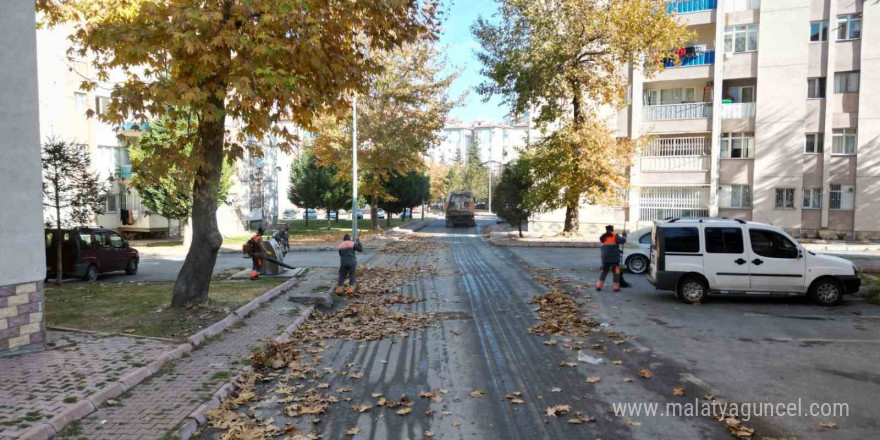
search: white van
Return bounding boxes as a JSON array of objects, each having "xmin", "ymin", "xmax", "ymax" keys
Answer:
[{"xmin": 647, "ymin": 218, "xmax": 860, "ymax": 306}]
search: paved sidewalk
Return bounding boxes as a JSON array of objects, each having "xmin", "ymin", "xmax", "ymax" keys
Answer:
[
  {"xmin": 0, "ymin": 332, "xmax": 175, "ymax": 438},
  {"xmin": 73, "ymin": 269, "xmax": 337, "ymax": 440}
]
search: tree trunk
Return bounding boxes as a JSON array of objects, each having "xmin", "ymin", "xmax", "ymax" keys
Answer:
[
  {"xmin": 170, "ymin": 99, "xmax": 226, "ymax": 308},
  {"xmin": 386, "ymin": 212, "xmax": 391, "ymax": 227},
  {"xmin": 518, "ymin": 221, "xmax": 524, "ymax": 238},
  {"xmin": 563, "ymin": 86, "xmax": 584, "ymax": 234},
  {"xmin": 335, "ymin": 211, "xmax": 339, "ymax": 223},
  {"xmin": 370, "ymin": 197, "xmax": 379, "ymax": 231},
  {"xmin": 304, "ymin": 207, "xmax": 309, "ymax": 227},
  {"xmin": 55, "ymin": 195, "xmax": 62, "ymax": 286}
]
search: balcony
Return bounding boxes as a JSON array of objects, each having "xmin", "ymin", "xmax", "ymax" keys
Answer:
[
  {"xmin": 667, "ymin": 0, "xmax": 717, "ymax": 14},
  {"xmin": 639, "ymin": 135, "xmax": 711, "ymax": 182},
  {"xmin": 118, "ymin": 121, "xmax": 150, "ymax": 137},
  {"xmin": 643, "ymin": 103, "xmax": 712, "ymax": 121},
  {"xmin": 117, "ymin": 165, "xmax": 133, "ymax": 180},
  {"xmin": 721, "ymin": 102, "xmax": 755, "ymax": 118},
  {"xmin": 664, "ymin": 50, "xmax": 715, "ymax": 68}
]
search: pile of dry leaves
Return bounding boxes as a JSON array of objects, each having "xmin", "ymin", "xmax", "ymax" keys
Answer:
[
  {"xmin": 527, "ymin": 289, "xmax": 598, "ymax": 337},
  {"xmin": 380, "ymin": 235, "xmax": 448, "ymax": 254},
  {"xmin": 305, "ymin": 303, "xmax": 436, "ymax": 342}
]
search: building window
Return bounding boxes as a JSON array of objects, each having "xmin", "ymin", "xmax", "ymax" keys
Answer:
[
  {"xmin": 728, "ymin": 86, "xmax": 755, "ymax": 103},
  {"xmin": 832, "ymin": 129, "xmax": 857, "ymax": 155},
  {"xmin": 804, "ymin": 133, "xmax": 824, "ymax": 154},
  {"xmin": 803, "ymin": 188, "xmax": 822, "ymax": 209},
  {"xmin": 106, "ymin": 194, "xmax": 118, "ymax": 212},
  {"xmin": 720, "ymin": 132, "xmax": 755, "ymax": 158},
  {"xmin": 724, "ymin": 24, "xmax": 759, "ymax": 53},
  {"xmin": 95, "ymin": 96, "xmax": 111, "ymax": 115},
  {"xmin": 775, "ymin": 188, "xmax": 796, "ymax": 209},
  {"xmin": 807, "ymin": 77, "xmax": 826, "ymax": 98},
  {"xmin": 834, "ymin": 71, "xmax": 859, "ymax": 93},
  {"xmin": 837, "ymin": 14, "xmax": 862, "ymax": 40},
  {"xmin": 719, "ymin": 184, "xmax": 752, "ymax": 209},
  {"xmin": 74, "ymin": 92, "xmax": 87, "ymax": 113},
  {"xmin": 644, "ymin": 87, "xmax": 698, "ymax": 105},
  {"xmin": 810, "ymin": 21, "xmax": 828, "ymax": 42},
  {"xmin": 830, "ymin": 184, "xmax": 855, "ymax": 210}
]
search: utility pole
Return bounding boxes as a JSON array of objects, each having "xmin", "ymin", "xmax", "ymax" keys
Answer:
[{"xmin": 351, "ymin": 92, "xmax": 358, "ymax": 241}]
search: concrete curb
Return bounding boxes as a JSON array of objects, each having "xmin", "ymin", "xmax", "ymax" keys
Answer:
[
  {"xmin": 17, "ymin": 277, "xmax": 301, "ymax": 440},
  {"xmin": 176, "ymin": 305, "xmax": 314, "ymax": 439}
]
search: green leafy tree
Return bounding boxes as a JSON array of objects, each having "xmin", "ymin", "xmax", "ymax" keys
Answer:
[
  {"xmin": 321, "ymin": 166, "xmax": 352, "ymax": 228},
  {"xmin": 41, "ymin": 137, "xmax": 109, "ymax": 285},
  {"xmin": 288, "ymin": 152, "xmax": 331, "ymax": 227},
  {"xmin": 462, "ymin": 137, "xmax": 488, "ymax": 202},
  {"xmin": 310, "ymin": 41, "xmax": 456, "ymax": 231},
  {"xmin": 474, "ymin": 0, "xmax": 691, "ymax": 232},
  {"xmin": 379, "ymin": 171, "xmax": 429, "ymax": 225},
  {"xmin": 491, "ymin": 159, "xmax": 534, "ymax": 237},
  {"xmin": 39, "ymin": 0, "xmax": 439, "ymax": 306},
  {"xmin": 131, "ymin": 114, "xmax": 233, "ymax": 237}
]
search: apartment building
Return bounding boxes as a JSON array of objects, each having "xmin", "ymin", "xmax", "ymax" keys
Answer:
[
  {"xmin": 432, "ymin": 116, "xmax": 530, "ymax": 166},
  {"xmin": 616, "ymin": 0, "xmax": 880, "ymax": 240}
]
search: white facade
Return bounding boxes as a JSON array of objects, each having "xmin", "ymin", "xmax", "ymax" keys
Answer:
[
  {"xmin": 432, "ymin": 117, "xmax": 530, "ymax": 166},
  {"xmin": 615, "ymin": 0, "xmax": 880, "ymax": 240}
]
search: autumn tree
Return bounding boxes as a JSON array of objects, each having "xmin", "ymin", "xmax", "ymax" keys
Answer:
[
  {"xmin": 461, "ymin": 138, "xmax": 488, "ymax": 202},
  {"xmin": 474, "ymin": 0, "xmax": 691, "ymax": 232},
  {"xmin": 40, "ymin": 0, "xmax": 439, "ymax": 307},
  {"xmin": 491, "ymin": 158, "xmax": 533, "ymax": 237},
  {"xmin": 310, "ymin": 41, "xmax": 456, "ymax": 231},
  {"xmin": 426, "ymin": 160, "xmax": 452, "ymax": 203},
  {"xmin": 42, "ymin": 137, "xmax": 109, "ymax": 285}
]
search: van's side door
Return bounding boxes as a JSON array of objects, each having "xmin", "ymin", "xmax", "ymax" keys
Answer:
[
  {"xmin": 746, "ymin": 228, "xmax": 806, "ymax": 292},
  {"xmin": 703, "ymin": 226, "xmax": 750, "ymax": 292}
]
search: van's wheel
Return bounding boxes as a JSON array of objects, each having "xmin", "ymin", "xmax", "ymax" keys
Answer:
[
  {"xmin": 809, "ymin": 278, "xmax": 843, "ymax": 306},
  {"xmin": 626, "ymin": 255, "xmax": 649, "ymax": 274},
  {"xmin": 677, "ymin": 276, "xmax": 707, "ymax": 304},
  {"xmin": 125, "ymin": 258, "xmax": 139, "ymax": 275},
  {"xmin": 82, "ymin": 264, "xmax": 98, "ymax": 282}
]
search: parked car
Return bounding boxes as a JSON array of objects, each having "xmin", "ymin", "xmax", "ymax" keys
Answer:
[
  {"xmin": 282, "ymin": 209, "xmax": 298, "ymax": 220},
  {"xmin": 325, "ymin": 210, "xmax": 339, "ymax": 220},
  {"xmin": 648, "ymin": 218, "xmax": 860, "ymax": 306},
  {"xmin": 376, "ymin": 209, "xmax": 386, "ymax": 219},
  {"xmin": 303, "ymin": 209, "xmax": 317, "ymax": 220},
  {"xmin": 398, "ymin": 208, "xmax": 412, "ymax": 219},
  {"xmin": 45, "ymin": 227, "xmax": 140, "ymax": 282},
  {"xmin": 622, "ymin": 226, "xmax": 652, "ymax": 274},
  {"xmin": 355, "ymin": 210, "xmax": 364, "ymax": 219}
]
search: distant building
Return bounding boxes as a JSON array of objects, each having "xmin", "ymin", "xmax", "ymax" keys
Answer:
[{"xmin": 432, "ymin": 115, "xmax": 531, "ymax": 166}]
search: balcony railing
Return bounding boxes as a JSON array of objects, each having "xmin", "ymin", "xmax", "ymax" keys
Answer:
[
  {"xmin": 667, "ymin": 0, "xmax": 717, "ymax": 14},
  {"xmin": 724, "ymin": 0, "xmax": 760, "ymax": 12},
  {"xmin": 721, "ymin": 102, "xmax": 756, "ymax": 119},
  {"xmin": 643, "ymin": 135, "xmax": 711, "ymax": 157},
  {"xmin": 117, "ymin": 165, "xmax": 133, "ymax": 179},
  {"xmin": 664, "ymin": 50, "xmax": 715, "ymax": 68},
  {"xmin": 639, "ymin": 186, "xmax": 710, "ymax": 221},
  {"xmin": 119, "ymin": 121, "xmax": 150, "ymax": 132},
  {"xmin": 643, "ymin": 103, "xmax": 712, "ymax": 121}
]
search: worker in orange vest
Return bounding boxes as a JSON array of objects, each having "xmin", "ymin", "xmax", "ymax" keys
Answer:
[
  {"xmin": 247, "ymin": 227, "xmax": 265, "ymax": 280},
  {"xmin": 597, "ymin": 225, "xmax": 626, "ymax": 292}
]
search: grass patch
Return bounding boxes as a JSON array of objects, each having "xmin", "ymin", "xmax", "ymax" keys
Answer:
[
  {"xmin": 210, "ymin": 370, "xmax": 231, "ymax": 380},
  {"xmin": 55, "ymin": 420, "xmax": 82, "ymax": 438},
  {"xmin": 867, "ymin": 286, "xmax": 880, "ymax": 305},
  {"xmin": 62, "ymin": 396, "xmax": 77, "ymax": 404},
  {"xmin": 45, "ymin": 279, "xmax": 285, "ymax": 340}
]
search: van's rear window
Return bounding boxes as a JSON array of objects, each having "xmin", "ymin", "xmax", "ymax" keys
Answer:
[{"xmin": 664, "ymin": 227, "xmax": 700, "ymax": 253}]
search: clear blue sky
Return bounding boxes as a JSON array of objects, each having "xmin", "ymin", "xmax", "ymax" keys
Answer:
[{"xmin": 438, "ymin": 0, "xmax": 508, "ymax": 123}]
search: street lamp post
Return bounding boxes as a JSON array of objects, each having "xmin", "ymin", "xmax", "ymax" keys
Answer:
[
  {"xmin": 481, "ymin": 160, "xmax": 502, "ymax": 215},
  {"xmin": 351, "ymin": 93, "xmax": 358, "ymax": 241}
]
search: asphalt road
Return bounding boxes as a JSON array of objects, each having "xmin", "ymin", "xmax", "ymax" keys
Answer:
[{"xmin": 509, "ymin": 245, "xmax": 880, "ymax": 439}]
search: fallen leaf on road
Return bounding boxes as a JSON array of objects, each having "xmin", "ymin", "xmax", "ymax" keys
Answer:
[
  {"xmin": 639, "ymin": 369, "xmax": 652, "ymax": 379},
  {"xmin": 372, "ymin": 393, "xmax": 383, "ymax": 398},
  {"xmin": 337, "ymin": 388, "xmax": 352, "ymax": 393},
  {"xmin": 624, "ymin": 378, "xmax": 634, "ymax": 382},
  {"xmin": 627, "ymin": 420, "xmax": 642, "ymax": 427},
  {"xmin": 551, "ymin": 387, "xmax": 562, "ymax": 392},
  {"xmin": 346, "ymin": 427, "xmax": 360, "ymax": 436},
  {"xmin": 544, "ymin": 339, "xmax": 557, "ymax": 346},
  {"xmin": 819, "ymin": 422, "xmax": 837, "ymax": 429},
  {"xmin": 350, "ymin": 372, "xmax": 365, "ymax": 379},
  {"xmin": 452, "ymin": 421, "xmax": 460, "ymax": 427},
  {"xmin": 317, "ymin": 383, "xmax": 330, "ymax": 389},
  {"xmin": 673, "ymin": 386, "xmax": 685, "ymax": 396},
  {"xmin": 545, "ymin": 404, "xmax": 571, "ymax": 417},
  {"xmin": 568, "ymin": 418, "xmax": 582, "ymax": 424},
  {"xmin": 438, "ymin": 389, "xmax": 449, "ymax": 394},
  {"xmin": 586, "ymin": 377, "xmax": 600, "ymax": 383},
  {"xmin": 612, "ymin": 360, "xmax": 623, "ymax": 365},
  {"xmin": 396, "ymin": 407, "xmax": 412, "ymax": 416},
  {"xmin": 424, "ymin": 431, "xmax": 434, "ymax": 438},
  {"xmin": 353, "ymin": 404, "xmax": 371, "ymax": 413},
  {"xmin": 559, "ymin": 362, "xmax": 577, "ymax": 367},
  {"xmin": 703, "ymin": 394, "xmax": 715, "ymax": 400},
  {"xmin": 425, "ymin": 410, "xmax": 434, "ymax": 417},
  {"xmin": 469, "ymin": 390, "xmax": 486, "ymax": 398}
]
